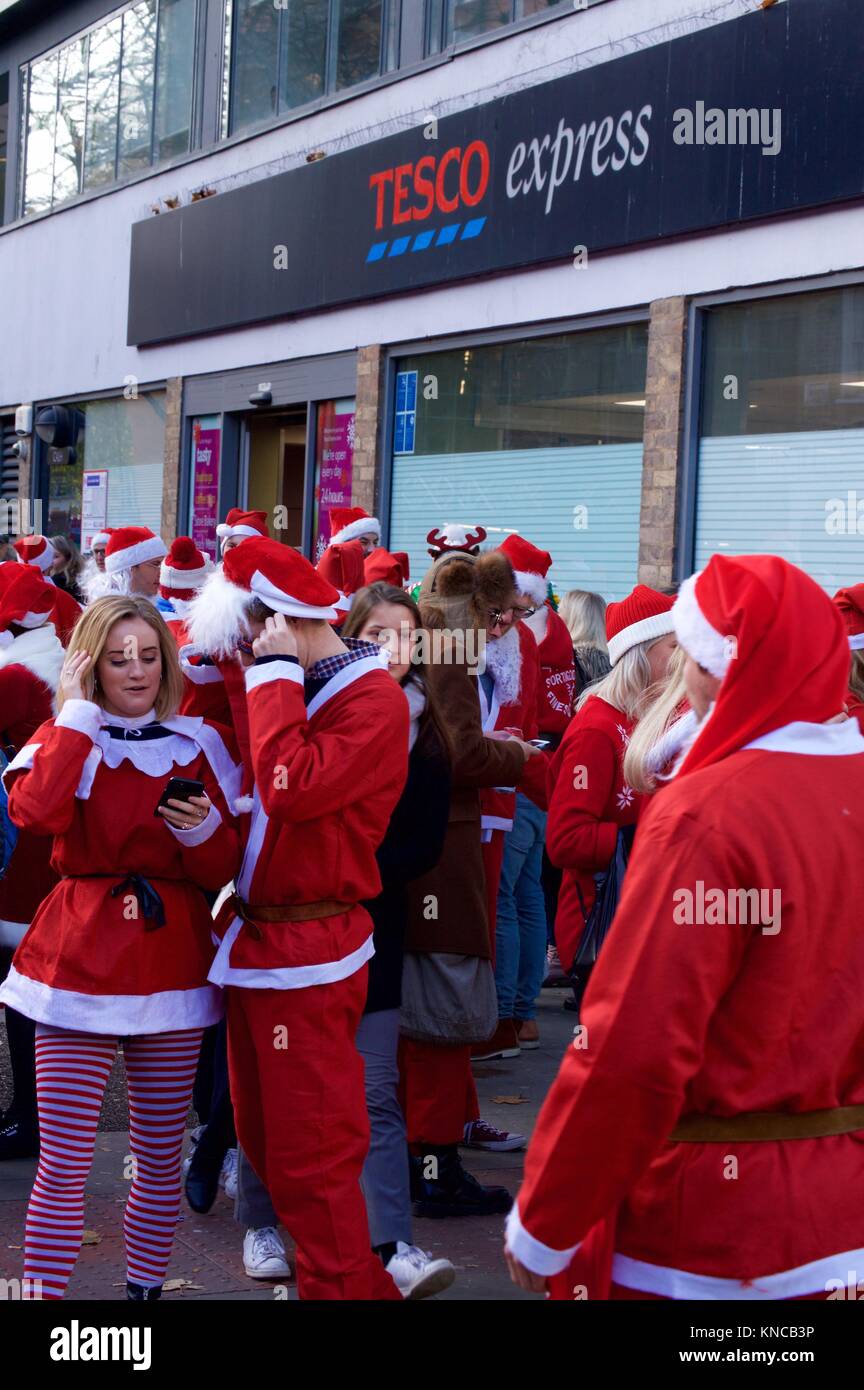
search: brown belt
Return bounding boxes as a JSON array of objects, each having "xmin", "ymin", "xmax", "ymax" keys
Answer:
[
  {"xmin": 670, "ymin": 1105, "xmax": 864, "ymax": 1143},
  {"xmin": 226, "ymin": 893, "xmax": 353, "ymax": 941}
]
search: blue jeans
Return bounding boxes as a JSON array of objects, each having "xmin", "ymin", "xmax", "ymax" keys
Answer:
[{"xmin": 494, "ymin": 793, "xmax": 548, "ymax": 1021}]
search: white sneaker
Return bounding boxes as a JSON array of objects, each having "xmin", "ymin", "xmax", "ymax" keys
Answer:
[
  {"xmin": 181, "ymin": 1125, "xmax": 205, "ymax": 1176},
  {"xmin": 243, "ymin": 1226, "xmax": 292, "ymax": 1280},
  {"xmin": 220, "ymin": 1147, "xmax": 238, "ymax": 1199},
  {"xmin": 385, "ymin": 1242, "xmax": 456, "ymax": 1300}
]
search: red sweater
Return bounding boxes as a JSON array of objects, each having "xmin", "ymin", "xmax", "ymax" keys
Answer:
[
  {"xmin": 209, "ymin": 653, "xmax": 409, "ymax": 989},
  {"xmin": 512, "ymin": 720, "xmax": 864, "ymax": 1297},
  {"xmin": 535, "ymin": 606, "xmax": 576, "ymax": 739},
  {"xmin": 546, "ymin": 696, "xmax": 644, "ymax": 971}
]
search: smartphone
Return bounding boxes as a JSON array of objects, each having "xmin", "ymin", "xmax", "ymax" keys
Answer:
[
  {"xmin": 529, "ymin": 739, "xmax": 550, "ymax": 749},
  {"xmin": 154, "ymin": 776, "xmax": 207, "ymax": 817}
]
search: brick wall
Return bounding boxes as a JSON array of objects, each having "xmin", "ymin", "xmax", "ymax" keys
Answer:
[
  {"xmin": 353, "ymin": 345, "xmax": 384, "ymax": 517},
  {"xmin": 638, "ymin": 296, "xmax": 688, "ymax": 590},
  {"xmin": 161, "ymin": 377, "xmax": 183, "ymax": 539}
]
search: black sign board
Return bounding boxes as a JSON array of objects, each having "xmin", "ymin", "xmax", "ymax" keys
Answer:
[{"xmin": 128, "ymin": 0, "xmax": 864, "ymax": 346}]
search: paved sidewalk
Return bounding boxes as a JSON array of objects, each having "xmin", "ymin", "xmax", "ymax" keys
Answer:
[{"xmin": 0, "ymin": 990, "xmax": 575, "ymax": 1301}]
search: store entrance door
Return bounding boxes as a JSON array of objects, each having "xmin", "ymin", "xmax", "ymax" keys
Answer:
[{"xmin": 244, "ymin": 406, "xmax": 308, "ymax": 547}]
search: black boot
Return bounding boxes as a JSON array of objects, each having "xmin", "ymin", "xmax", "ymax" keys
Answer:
[
  {"xmin": 126, "ymin": 1281, "xmax": 162, "ymax": 1300},
  {"xmin": 184, "ymin": 1129, "xmax": 227, "ymax": 1214},
  {"xmin": 412, "ymin": 1144, "xmax": 512, "ymax": 1219},
  {"xmin": 0, "ymin": 1117, "xmax": 39, "ymax": 1161}
]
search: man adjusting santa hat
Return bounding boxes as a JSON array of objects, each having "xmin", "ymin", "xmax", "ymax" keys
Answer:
[
  {"xmin": 216, "ymin": 509, "xmax": 269, "ymax": 556},
  {"xmin": 507, "ymin": 553, "xmax": 864, "ymax": 1303}
]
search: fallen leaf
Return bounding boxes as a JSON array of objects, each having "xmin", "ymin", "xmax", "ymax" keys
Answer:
[
  {"xmin": 7, "ymin": 1244, "xmax": 22, "ymax": 1250},
  {"xmin": 81, "ymin": 1230, "xmax": 102, "ymax": 1245},
  {"xmin": 491, "ymin": 1095, "xmax": 529, "ymax": 1105},
  {"xmin": 162, "ymin": 1278, "xmax": 204, "ymax": 1292}
]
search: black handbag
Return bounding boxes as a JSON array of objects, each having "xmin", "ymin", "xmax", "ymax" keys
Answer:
[{"xmin": 573, "ymin": 824, "xmax": 636, "ymax": 969}]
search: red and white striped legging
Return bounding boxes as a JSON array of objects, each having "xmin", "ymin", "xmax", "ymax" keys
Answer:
[{"xmin": 23, "ymin": 1023, "xmax": 203, "ymax": 1300}]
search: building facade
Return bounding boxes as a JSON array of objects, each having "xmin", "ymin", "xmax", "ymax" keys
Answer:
[{"xmin": 2, "ymin": 0, "xmax": 864, "ymax": 598}]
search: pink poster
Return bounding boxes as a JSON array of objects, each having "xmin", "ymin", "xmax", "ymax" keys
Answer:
[
  {"xmin": 314, "ymin": 401, "xmax": 355, "ymax": 561},
  {"xmin": 191, "ymin": 422, "xmax": 221, "ymax": 560}
]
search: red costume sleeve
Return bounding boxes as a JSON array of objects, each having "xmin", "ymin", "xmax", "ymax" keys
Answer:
[
  {"xmin": 509, "ymin": 804, "xmax": 750, "ymax": 1269},
  {"xmin": 0, "ymin": 666, "xmax": 52, "ymax": 748},
  {"xmin": 546, "ymin": 723, "xmax": 620, "ymax": 875},
  {"xmin": 245, "ymin": 660, "xmax": 409, "ymax": 824},
  {"xmin": 6, "ymin": 701, "xmax": 102, "ymax": 835},
  {"xmin": 166, "ymin": 733, "xmax": 242, "ymax": 890}
]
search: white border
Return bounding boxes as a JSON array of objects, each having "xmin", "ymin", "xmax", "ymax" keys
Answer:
[
  {"xmin": 0, "ymin": 966, "xmax": 223, "ymax": 1033},
  {"xmin": 207, "ymin": 917, "xmax": 374, "ymax": 989},
  {"xmin": 612, "ymin": 1248, "xmax": 864, "ymax": 1301}
]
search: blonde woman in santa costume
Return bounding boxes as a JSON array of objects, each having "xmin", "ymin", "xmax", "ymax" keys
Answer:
[
  {"xmin": 545, "ymin": 585, "xmax": 678, "ymax": 1005},
  {"xmin": 0, "ymin": 595, "xmax": 242, "ymax": 1300},
  {"xmin": 507, "ymin": 553, "xmax": 864, "ymax": 1301},
  {"xmin": 0, "ymin": 568, "xmax": 65, "ymax": 1161}
]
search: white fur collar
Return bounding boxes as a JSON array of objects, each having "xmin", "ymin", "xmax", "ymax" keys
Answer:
[{"xmin": 0, "ymin": 624, "xmax": 64, "ymax": 707}]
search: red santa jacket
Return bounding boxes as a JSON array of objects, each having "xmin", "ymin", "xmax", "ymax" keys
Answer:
[
  {"xmin": 208, "ymin": 649, "xmax": 409, "ymax": 990},
  {"xmin": 546, "ymin": 695, "xmax": 644, "ymax": 972},
  {"xmin": 0, "ymin": 627, "xmax": 64, "ymax": 947},
  {"xmin": 0, "ymin": 701, "xmax": 242, "ymax": 1034},
  {"xmin": 534, "ymin": 606, "xmax": 576, "ymax": 740},
  {"xmin": 179, "ymin": 646, "xmax": 252, "ymax": 786},
  {"xmin": 510, "ymin": 718, "xmax": 864, "ymax": 1299},
  {"xmin": 479, "ymin": 623, "xmax": 548, "ymax": 832}
]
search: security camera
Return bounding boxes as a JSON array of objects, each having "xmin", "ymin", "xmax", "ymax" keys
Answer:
[{"xmin": 12, "ymin": 439, "xmax": 29, "ymax": 460}]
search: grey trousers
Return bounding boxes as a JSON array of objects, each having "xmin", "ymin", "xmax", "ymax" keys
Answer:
[
  {"xmin": 357, "ymin": 1007, "xmax": 412, "ymax": 1248},
  {"xmin": 234, "ymin": 1007, "xmax": 412, "ymax": 1247}
]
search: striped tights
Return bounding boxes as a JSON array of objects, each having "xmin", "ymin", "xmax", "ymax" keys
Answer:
[{"xmin": 23, "ymin": 1024, "xmax": 202, "ymax": 1300}]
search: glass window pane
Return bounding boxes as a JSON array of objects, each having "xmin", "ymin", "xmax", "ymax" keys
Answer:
[
  {"xmin": 220, "ymin": 0, "xmax": 233, "ymax": 138},
  {"xmin": 446, "ymin": 0, "xmax": 512, "ymax": 45},
  {"xmin": 24, "ymin": 53, "xmax": 57, "ymax": 216},
  {"xmin": 230, "ymin": 0, "xmax": 278, "ymax": 133},
  {"xmin": 280, "ymin": 0, "xmax": 327, "ymax": 111},
  {"xmin": 83, "ymin": 16, "xmax": 122, "ymax": 190},
  {"xmin": 52, "ymin": 37, "xmax": 88, "ymax": 206},
  {"xmin": 154, "ymin": 0, "xmax": 197, "ymax": 161},
  {"xmin": 335, "ymin": 0, "xmax": 382, "ymax": 91},
  {"xmin": 118, "ymin": 0, "xmax": 158, "ymax": 175},
  {"xmin": 701, "ymin": 288, "xmax": 864, "ymax": 437},
  {"xmin": 0, "ymin": 72, "xmax": 9, "ymax": 222},
  {"xmin": 426, "ymin": 0, "xmax": 445, "ymax": 55},
  {"xmin": 515, "ymin": 0, "xmax": 565, "ymax": 18}
]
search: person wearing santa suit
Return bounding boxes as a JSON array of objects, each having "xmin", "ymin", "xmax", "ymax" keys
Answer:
[
  {"xmin": 0, "ymin": 568, "xmax": 65, "ymax": 1162},
  {"xmin": 470, "ymin": 551, "xmax": 549, "ymax": 1067},
  {"xmin": 14, "ymin": 535, "xmax": 82, "ymax": 645},
  {"xmin": 103, "ymin": 526, "xmax": 169, "ymax": 603},
  {"xmin": 506, "ymin": 553, "xmax": 864, "ymax": 1302},
  {"xmin": 79, "ymin": 528, "xmax": 115, "ymax": 604},
  {"xmin": 187, "ymin": 538, "xmax": 410, "ymax": 1300},
  {"xmin": 833, "ymin": 585, "xmax": 864, "ymax": 732},
  {"xmin": 326, "ymin": 506, "xmax": 381, "ymax": 557},
  {"xmin": 545, "ymin": 585, "xmax": 677, "ymax": 1006},
  {"xmin": 216, "ymin": 508, "xmax": 269, "ymax": 556},
  {"xmin": 486, "ymin": 535, "xmax": 576, "ymax": 1054},
  {"xmin": 0, "ymin": 593, "xmax": 242, "ymax": 1300},
  {"xmin": 158, "ymin": 537, "xmax": 214, "ymax": 648},
  {"xmin": 316, "ymin": 538, "xmax": 365, "ymax": 625}
]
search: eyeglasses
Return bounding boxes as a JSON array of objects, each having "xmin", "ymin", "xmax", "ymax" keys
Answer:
[
  {"xmin": 487, "ymin": 608, "xmax": 515, "ymax": 626},
  {"xmin": 513, "ymin": 605, "xmax": 536, "ymax": 620}
]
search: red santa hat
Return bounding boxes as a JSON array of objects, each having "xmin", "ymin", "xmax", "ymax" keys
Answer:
[
  {"xmin": 215, "ymin": 508, "xmax": 269, "ymax": 554},
  {"xmin": 606, "ymin": 584, "xmax": 675, "ymax": 666},
  {"xmin": 673, "ymin": 554, "xmax": 849, "ymax": 778},
  {"xmin": 833, "ymin": 585, "xmax": 864, "ymax": 651},
  {"xmin": 90, "ymin": 528, "xmax": 114, "ymax": 549},
  {"xmin": 363, "ymin": 548, "xmax": 410, "ymax": 587},
  {"xmin": 0, "ymin": 565, "xmax": 55, "ymax": 641},
  {"xmin": 498, "ymin": 534, "xmax": 551, "ymax": 607},
  {"xmin": 316, "ymin": 540, "xmax": 366, "ymax": 622},
  {"xmin": 159, "ymin": 536, "xmax": 213, "ymax": 601},
  {"xmin": 104, "ymin": 526, "xmax": 168, "ymax": 575},
  {"xmin": 14, "ymin": 534, "xmax": 58, "ymax": 573},
  {"xmin": 187, "ymin": 537, "xmax": 339, "ymax": 657},
  {"xmin": 427, "ymin": 522, "xmax": 486, "ymax": 559},
  {"xmin": 328, "ymin": 507, "xmax": 380, "ymax": 547}
]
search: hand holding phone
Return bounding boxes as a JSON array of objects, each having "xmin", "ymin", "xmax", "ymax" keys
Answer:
[{"xmin": 154, "ymin": 777, "xmax": 210, "ymax": 832}]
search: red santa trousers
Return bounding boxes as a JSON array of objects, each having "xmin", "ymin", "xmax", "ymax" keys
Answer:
[
  {"xmin": 398, "ymin": 1034, "xmax": 480, "ymax": 1148},
  {"xmin": 226, "ymin": 968, "xmax": 401, "ymax": 1301}
]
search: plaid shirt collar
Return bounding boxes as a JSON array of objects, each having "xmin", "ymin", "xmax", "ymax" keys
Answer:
[{"xmin": 305, "ymin": 636, "xmax": 382, "ymax": 685}]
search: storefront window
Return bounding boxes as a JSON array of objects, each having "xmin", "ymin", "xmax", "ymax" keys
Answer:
[
  {"xmin": 20, "ymin": 0, "xmax": 197, "ymax": 217},
  {"xmin": 428, "ymin": 0, "xmax": 569, "ymax": 53},
  {"xmin": 45, "ymin": 393, "xmax": 166, "ymax": 545},
  {"xmin": 389, "ymin": 326, "xmax": 648, "ymax": 601},
  {"xmin": 695, "ymin": 287, "xmax": 864, "ymax": 592},
  {"xmin": 312, "ymin": 399, "xmax": 356, "ymax": 561},
  {"xmin": 190, "ymin": 416, "xmax": 222, "ymax": 560}
]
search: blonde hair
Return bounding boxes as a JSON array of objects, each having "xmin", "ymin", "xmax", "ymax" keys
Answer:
[
  {"xmin": 58, "ymin": 595, "xmax": 184, "ymax": 721},
  {"xmin": 623, "ymin": 646, "xmax": 687, "ymax": 793},
  {"xmin": 558, "ymin": 590, "xmax": 607, "ymax": 651},
  {"xmin": 576, "ymin": 637, "xmax": 662, "ymax": 720},
  {"xmin": 850, "ymin": 650, "xmax": 864, "ymax": 705}
]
